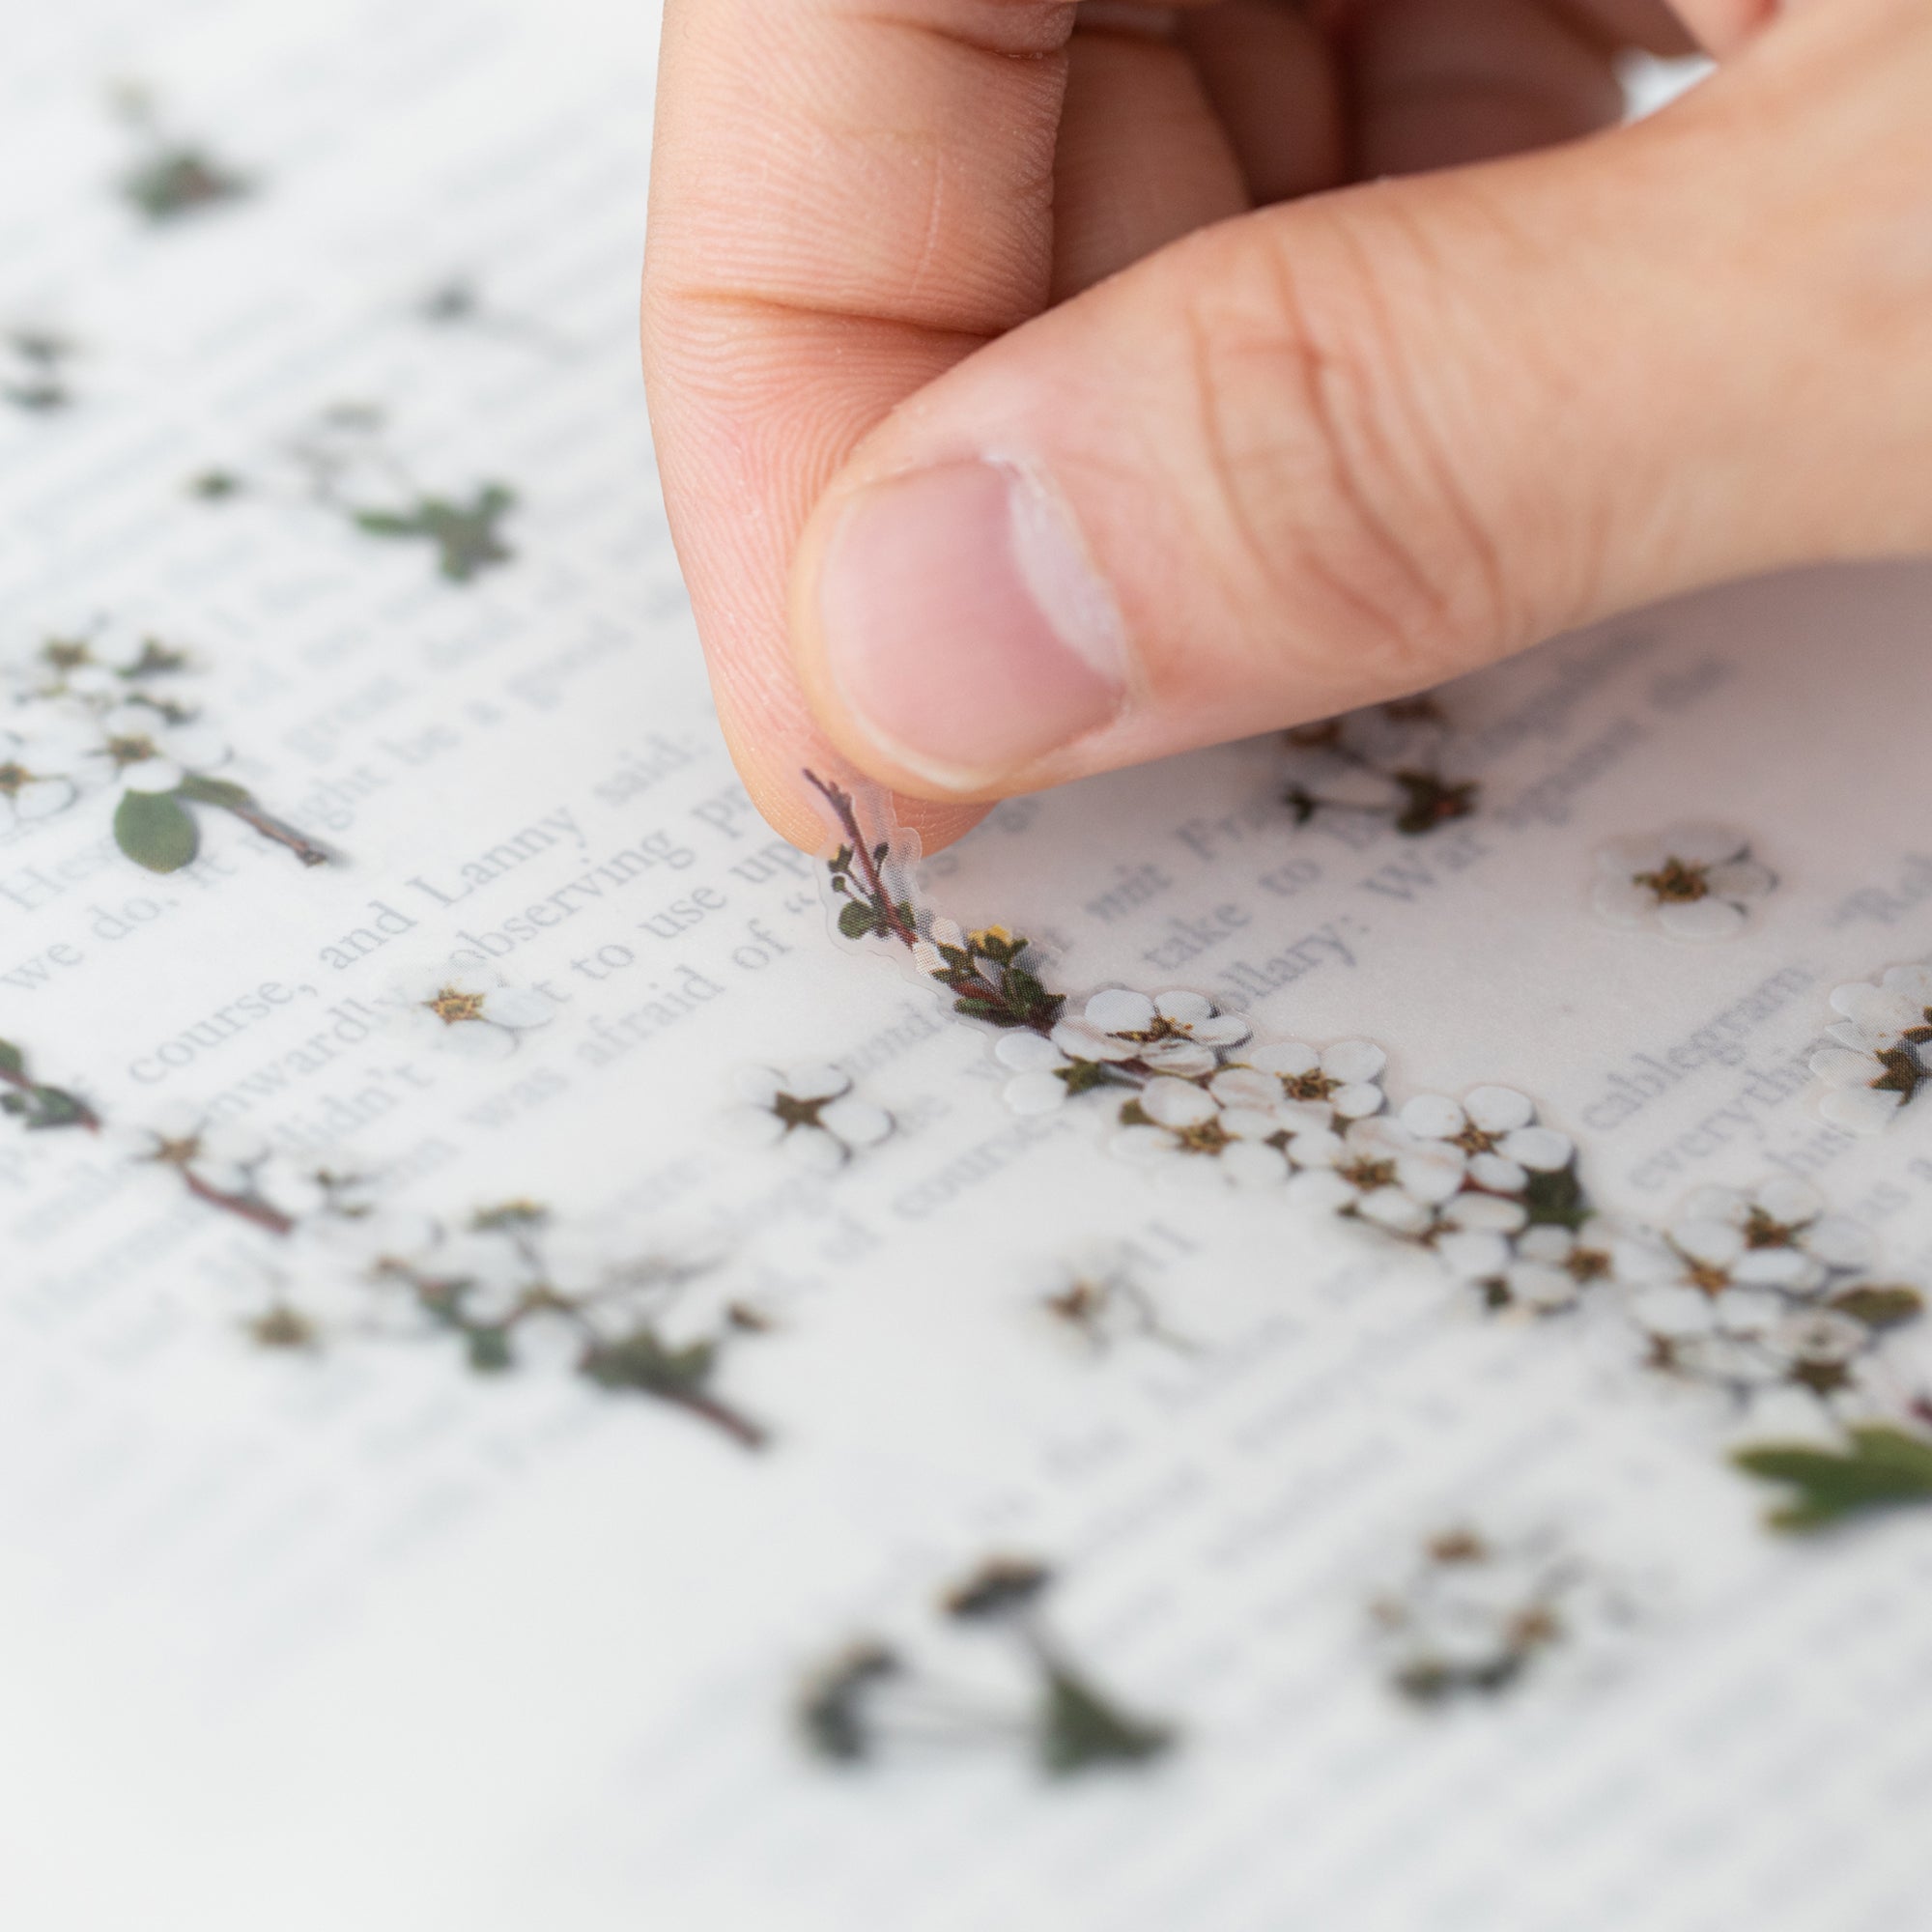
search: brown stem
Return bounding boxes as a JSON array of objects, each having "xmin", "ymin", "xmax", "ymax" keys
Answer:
[
  {"xmin": 216, "ymin": 797, "xmax": 331, "ymax": 867},
  {"xmin": 665, "ymin": 1385, "xmax": 769, "ymax": 1451},
  {"xmin": 803, "ymin": 768, "xmax": 919, "ymax": 949},
  {"xmin": 182, "ymin": 1168, "xmax": 296, "ymax": 1236}
]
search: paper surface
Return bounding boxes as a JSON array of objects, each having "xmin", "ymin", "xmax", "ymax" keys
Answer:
[{"xmin": 3, "ymin": 9, "xmax": 1931, "ymax": 1929}]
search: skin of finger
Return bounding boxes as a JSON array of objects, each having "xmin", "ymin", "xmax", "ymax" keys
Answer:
[
  {"xmin": 1662, "ymin": 0, "xmax": 1779, "ymax": 52},
  {"xmin": 788, "ymin": 19, "xmax": 1932, "ymax": 804},
  {"xmin": 643, "ymin": 0, "xmax": 1087, "ymax": 850},
  {"xmin": 1052, "ymin": 26, "xmax": 1249, "ymax": 299},
  {"xmin": 1180, "ymin": 1, "xmax": 1348, "ymax": 203},
  {"xmin": 1348, "ymin": 0, "xmax": 1630, "ymax": 176}
]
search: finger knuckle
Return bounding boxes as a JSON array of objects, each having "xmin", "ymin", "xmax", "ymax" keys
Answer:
[{"xmin": 1178, "ymin": 211, "xmax": 1517, "ymax": 688}]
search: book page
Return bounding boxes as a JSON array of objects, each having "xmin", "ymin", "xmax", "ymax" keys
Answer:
[{"xmin": 3, "ymin": 8, "xmax": 1930, "ymax": 1930}]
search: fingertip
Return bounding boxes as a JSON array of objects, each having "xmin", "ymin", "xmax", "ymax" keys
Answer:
[{"xmin": 715, "ymin": 705, "xmax": 992, "ymax": 858}]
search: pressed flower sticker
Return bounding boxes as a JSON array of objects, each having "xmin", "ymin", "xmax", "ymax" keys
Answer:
[
  {"xmin": 799, "ymin": 1556, "xmax": 1176, "ymax": 1776},
  {"xmin": 726, "ymin": 1065, "xmax": 893, "ymax": 1171},
  {"xmin": 389, "ymin": 960, "xmax": 555, "ymax": 1060},
  {"xmin": 1809, "ymin": 963, "xmax": 1932, "ymax": 1135},
  {"xmin": 1592, "ymin": 823, "xmax": 1775, "ymax": 941},
  {"xmin": 1038, "ymin": 1241, "xmax": 1196, "ymax": 1356},
  {"xmin": 112, "ymin": 84, "xmax": 251, "ymax": 223},
  {"xmin": 6, "ymin": 630, "xmax": 330, "ymax": 871},
  {"xmin": 1282, "ymin": 697, "xmax": 1478, "ymax": 839},
  {"xmin": 1371, "ymin": 1528, "xmax": 1621, "ymax": 1707},
  {"xmin": 1625, "ymin": 1179, "xmax": 1925, "ymax": 1424},
  {"xmin": 190, "ymin": 403, "xmax": 517, "ymax": 583}
]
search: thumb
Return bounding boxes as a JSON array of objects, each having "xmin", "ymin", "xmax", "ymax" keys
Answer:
[{"xmin": 787, "ymin": 0, "xmax": 1932, "ymax": 804}]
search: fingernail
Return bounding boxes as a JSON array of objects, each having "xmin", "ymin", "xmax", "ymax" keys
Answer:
[{"xmin": 815, "ymin": 457, "xmax": 1127, "ymax": 790}]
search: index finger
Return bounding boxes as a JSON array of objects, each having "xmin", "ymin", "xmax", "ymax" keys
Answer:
[{"xmin": 642, "ymin": 0, "xmax": 1089, "ymax": 851}]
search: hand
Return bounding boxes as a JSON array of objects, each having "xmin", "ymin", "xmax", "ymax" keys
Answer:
[{"xmin": 643, "ymin": 0, "xmax": 1932, "ymax": 852}]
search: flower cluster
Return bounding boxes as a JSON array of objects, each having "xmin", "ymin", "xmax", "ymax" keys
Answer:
[
  {"xmin": 3, "ymin": 630, "xmax": 330, "ymax": 872},
  {"xmin": 1370, "ymin": 1528, "xmax": 1616, "ymax": 1707},
  {"xmin": 190, "ymin": 402, "xmax": 517, "ymax": 582},
  {"xmin": 812, "ymin": 772, "xmax": 1616, "ymax": 1308},
  {"xmin": 1281, "ymin": 697, "xmax": 1478, "ymax": 839},
  {"xmin": 799, "ymin": 1556, "xmax": 1175, "ymax": 1776},
  {"xmin": 1621, "ymin": 1179, "xmax": 1923, "ymax": 1420},
  {"xmin": 1592, "ymin": 823, "xmax": 1776, "ymax": 942},
  {"xmin": 235, "ymin": 1190, "xmax": 764, "ymax": 1446},
  {"xmin": 814, "ymin": 773, "xmax": 1932, "ymax": 1539},
  {"xmin": 1809, "ymin": 962, "xmax": 1932, "ymax": 1136}
]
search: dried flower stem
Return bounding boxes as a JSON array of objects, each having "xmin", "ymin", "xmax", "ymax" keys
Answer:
[
  {"xmin": 178, "ymin": 1168, "xmax": 297, "ymax": 1237},
  {"xmin": 215, "ymin": 793, "xmax": 332, "ymax": 867},
  {"xmin": 804, "ymin": 769, "xmax": 920, "ymax": 948}
]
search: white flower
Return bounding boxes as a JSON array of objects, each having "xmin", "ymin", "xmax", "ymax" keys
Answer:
[
  {"xmin": 1592, "ymin": 823, "xmax": 1775, "ymax": 941},
  {"xmin": 1397, "ymin": 1087, "xmax": 1574, "ymax": 1196},
  {"xmin": 1668, "ymin": 1179, "xmax": 1876, "ymax": 1293},
  {"xmin": 727, "ymin": 1065, "xmax": 893, "ymax": 1171},
  {"xmin": 994, "ymin": 1031, "xmax": 1089, "ymax": 1116},
  {"xmin": 0, "ymin": 725, "xmax": 79, "ymax": 821},
  {"xmin": 1811, "ymin": 965, "xmax": 1932, "ymax": 1134},
  {"xmin": 118, "ymin": 1104, "xmax": 329, "ymax": 1220},
  {"xmin": 83, "ymin": 701, "xmax": 229, "ymax": 795},
  {"xmin": 388, "ymin": 960, "xmax": 554, "ymax": 1060},
  {"xmin": 1110, "ymin": 1075, "xmax": 1290, "ymax": 1188},
  {"xmin": 1285, "ymin": 1116, "xmax": 1467, "ymax": 1234},
  {"xmin": 1222, "ymin": 1038, "xmax": 1386, "ymax": 1122},
  {"xmin": 1051, "ymin": 988, "xmax": 1249, "ymax": 1079},
  {"xmin": 1500, "ymin": 1223, "xmax": 1648, "ymax": 1312}
]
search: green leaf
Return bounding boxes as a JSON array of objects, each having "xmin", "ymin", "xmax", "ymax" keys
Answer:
[
  {"xmin": 1520, "ymin": 1164, "xmax": 1591, "ymax": 1231},
  {"xmin": 0, "ymin": 1039, "xmax": 23, "ymax": 1078},
  {"xmin": 1057, "ymin": 1060, "xmax": 1108, "ymax": 1096},
  {"xmin": 17, "ymin": 1087, "xmax": 91, "ymax": 1132},
  {"xmin": 176, "ymin": 772, "xmax": 254, "ymax": 808},
  {"xmin": 352, "ymin": 509, "xmax": 419, "ymax": 536},
  {"xmin": 466, "ymin": 1328, "xmax": 514, "ymax": 1374},
  {"xmin": 1732, "ymin": 1425, "xmax": 1932, "ymax": 1533},
  {"xmin": 1037, "ymin": 1667, "xmax": 1174, "ymax": 1776},
  {"xmin": 1003, "ymin": 967, "xmax": 1047, "ymax": 1010},
  {"xmin": 1828, "ymin": 1286, "xmax": 1925, "ymax": 1330},
  {"xmin": 837, "ymin": 900, "xmax": 881, "ymax": 941},
  {"xmin": 953, "ymin": 995, "xmax": 1023, "ymax": 1028},
  {"xmin": 113, "ymin": 789, "xmax": 198, "ymax": 872},
  {"xmin": 579, "ymin": 1328, "xmax": 718, "ymax": 1398}
]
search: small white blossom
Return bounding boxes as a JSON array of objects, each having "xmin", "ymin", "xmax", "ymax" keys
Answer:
[
  {"xmin": 1052, "ymin": 988, "xmax": 1249, "ymax": 1079},
  {"xmin": 388, "ymin": 960, "xmax": 554, "ymax": 1060},
  {"xmin": 1397, "ymin": 1087, "xmax": 1573, "ymax": 1195},
  {"xmin": 118, "ymin": 1104, "xmax": 328, "ymax": 1220},
  {"xmin": 993, "ymin": 1031, "xmax": 1088, "ymax": 1115},
  {"xmin": 1223, "ymin": 1038, "xmax": 1386, "ymax": 1122},
  {"xmin": 0, "ymin": 724, "xmax": 79, "ymax": 821},
  {"xmin": 1110, "ymin": 1076, "xmax": 1289, "ymax": 1188},
  {"xmin": 1592, "ymin": 823, "xmax": 1775, "ymax": 941},
  {"xmin": 1501, "ymin": 1222, "xmax": 1655, "ymax": 1312},
  {"xmin": 727, "ymin": 1065, "xmax": 893, "ymax": 1171},
  {"xmin": 1285, "ymin": 1116, "xmax": 1467, "ymax": 1234},
  {"xmin": 1668, "ymin": 1179, "xmax": 1876, "ymax": 1293},
  {"xmin": 84, "ymin": 701, "xmax": 229, "ymax": 794},
  {"xmin": 1810, "ymin": 964, "xmax": 1932, "ymax": 1134}
]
